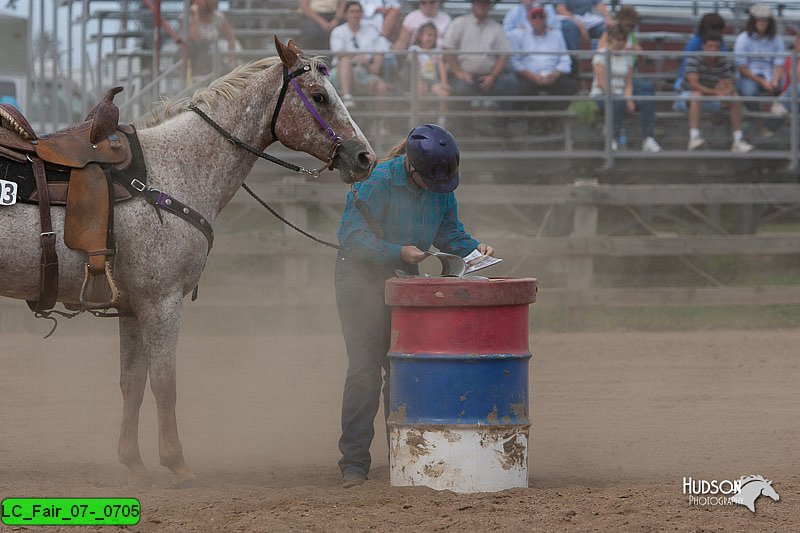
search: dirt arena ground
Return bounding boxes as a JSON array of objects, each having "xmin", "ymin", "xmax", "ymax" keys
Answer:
[{"xmin": 1, "ymin": 313, "xmax": 798, "ymax": 532}]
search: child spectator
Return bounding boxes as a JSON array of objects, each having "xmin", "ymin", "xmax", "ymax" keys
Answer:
[
  {"xmin": 590, "ymin": 24, "xmax": 660, "ymax": 152},
  {"xmin": 674, "ymin": 12, "xmax": 726, "ymax": 92},
  {"xmin": 408, "ymin": 23, "xmax": 449, "ymax": 124},
  {"xmin": 393, "ymin": 0, "xmax": 451, "ymax": 50},
  {"xmin": 678, "ymin": 32, "xmax": 753, "ymax": 153},
  {"xmin": 734, "ymin": 4, "xmax": 785, "ymax": 117}
]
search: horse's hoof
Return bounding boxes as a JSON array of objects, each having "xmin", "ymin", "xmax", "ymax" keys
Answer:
[
  {"xmin": 127, "ymin": 472, "xmax": 154, "ymax": 489},
  {"xmin": 172, "ymin": 472, "xmax": 197, "ymax": 489}
]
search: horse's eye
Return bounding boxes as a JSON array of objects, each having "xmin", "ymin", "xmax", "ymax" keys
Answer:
[{"xmin": 312, "ymin": 93, "xmax": 326, "ymax": 104}]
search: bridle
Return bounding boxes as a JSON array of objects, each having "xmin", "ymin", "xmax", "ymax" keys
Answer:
[
  {"xmin": 188, "ymin": 59, "xmax": 350, "ymax": 250},
  {"xmin": 189, "ymin": 60, "xmax": 342, "ymax": 179},
  {"xmin": 270, "ymin": 62, "xmax": 342, "ymax": 175}
]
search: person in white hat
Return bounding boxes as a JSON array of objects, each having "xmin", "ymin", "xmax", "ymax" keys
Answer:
[{"xmin": 733, "ymin": 2, "xmax": 786, "ymax": 132}]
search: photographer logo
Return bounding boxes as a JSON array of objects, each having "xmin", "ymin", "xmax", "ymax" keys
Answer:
[{"xmin": 683, "ymin": 475, "xmax": 779, "ymax": 513}]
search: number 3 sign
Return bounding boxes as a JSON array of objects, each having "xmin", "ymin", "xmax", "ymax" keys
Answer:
[{"xmin": 0, "ymin": 179, "xmax": 17, "ymax": 205}]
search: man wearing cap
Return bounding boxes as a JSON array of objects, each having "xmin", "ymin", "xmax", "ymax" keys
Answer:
[
  {"xmin": 335, "ymin": 125, "xmax": 494, "ymax": 488},
  {"xmin": 441, "ymin": 0, "xmax": 517, "ymax": 98},
  {"xmin": 508, "ymin": 3, "xmax": 577, "ymax": 108},
  {"xmin": 503, "ymin": 0, "xmax": 560, "ymax": 35}
]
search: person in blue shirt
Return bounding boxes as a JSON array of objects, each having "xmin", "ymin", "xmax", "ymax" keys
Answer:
[
  {"xmin": 335, "ymin": 124, "xmax": 494, "ymax": 488},
  {"xmin": 503, "ymin": 0, "xmax": 560, "ymax": 35},
  {"xmin": 734, "ymin": 4, "xmax": 785, "ymax": 110},
  {"xmin": 508, "ymin": 4, "xmax": 576, "ymax": 108}
]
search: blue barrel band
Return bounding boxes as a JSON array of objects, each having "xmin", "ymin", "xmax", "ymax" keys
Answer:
[{"xmin": 390, "ymin": 356, "xmax": 529, "ymax": 425}]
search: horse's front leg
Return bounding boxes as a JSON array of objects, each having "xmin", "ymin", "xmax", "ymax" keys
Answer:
[
  {"xmin": 118, "ymin": 315, "xmax": 151, "ymax": 486},
  {"xmin": 138, "ymin": 295, "xmax": 195, "ymax": 487}
]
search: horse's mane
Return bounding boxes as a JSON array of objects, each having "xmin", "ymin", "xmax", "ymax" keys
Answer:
[
  {"xmin": 739, "ymin": 474, "xmax": 769, "ymax": 485},
  {"xmin": 146, "ymin": 55, "xmax": 327, "ymax": 126}
]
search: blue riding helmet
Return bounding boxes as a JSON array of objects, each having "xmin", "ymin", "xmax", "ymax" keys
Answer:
[{"xmin": 405, "ymin": 124, "xmax": 460, "ymax": 193}]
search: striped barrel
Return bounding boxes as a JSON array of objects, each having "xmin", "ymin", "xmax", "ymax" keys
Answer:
[{"xmin": 385, "ymin": 277, "xmax": 537, "ymax": 493}]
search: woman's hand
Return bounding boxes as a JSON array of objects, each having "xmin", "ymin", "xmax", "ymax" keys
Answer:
[
  {"xmin": 401, "ymin": 245, "xmax": 428, "ymax": 264},
  {"xmin": 626, "ymin": 98, "xmax": 636, "ymax": 113},
  {"xmin": 477, "ymin": 243, "xmax": 494, "ymax": 257}
]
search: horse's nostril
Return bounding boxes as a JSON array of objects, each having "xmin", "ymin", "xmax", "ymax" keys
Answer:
[{"xmin": 357, "ymin": 151, "xmax": 375, "ymax": 171}]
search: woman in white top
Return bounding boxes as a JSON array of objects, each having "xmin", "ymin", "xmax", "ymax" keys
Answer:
[
  {"xmin": 393, "ymin": 0, "xmax": 451, "ymax": 50},
  {"xmin": 591, "ymin": 24, "xmax": 660, "ymax": 152}
]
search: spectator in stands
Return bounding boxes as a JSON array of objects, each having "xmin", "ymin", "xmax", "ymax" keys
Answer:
[
  {"xmin": 408, "ymin": 23, "xmax": 450, "ymax": 124},
  {"xmin": 441, "ymin": 0, "xmax": 517, "ymax": 99},
  {"xmin": 186, "ymin": 0, "xmax": 237, "ymax": 77},
  {"xmin": 508, "ymin": 3, "xmax": 576, "ymax": 108},
  {"xmin": 503, "ymin": 0, "xmax": 559, "ymax": 35},
  {"xmin": 597, "ymin": 6, "xmax": 640, "ymax": 55},
  {"xmin": 777, "ymin": 32, "xmax": 800, "ymax": 115},
  {"xmin": 677, "ymin": 32, "xmax": 753, "ymax": 153},
  {"xmin": 358, "ymin": 0, "xmax": 402, "ymax": 41},
  {"xmin": 673, "ymin": 12, "xmax": 726, "ymax": 92},
  {"xmin": 597, "ymin": 6, "xmax": 655, "ymax": 116},
  {"xmin": 393, "ymin": 0, "xmax": 451, "ymax": 50},
  {"xmin": 299, "ymin": 0, "xmax": 345, "ymax": 51},
  {"xmin": 734, "ymin": 4, "xmax": 785, "ymax": 119},
  {"xmin": 591, "ymin": 24, "xmax": 661, "ymax": 152},
  {"xmin": 555, "ymin": 0, "xmax": 613, "ymax": 51},
  {"xmin": 330, "ymin": 1, "xmax": 391, "ymax": 109}
]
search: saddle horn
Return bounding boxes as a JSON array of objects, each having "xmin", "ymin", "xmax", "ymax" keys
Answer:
[{"xmin": 86, "ymin": 86, "xmax": 124, "ymax": 144}]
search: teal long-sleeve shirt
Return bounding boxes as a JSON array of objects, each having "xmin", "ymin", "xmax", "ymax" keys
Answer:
[{"xmin": 337, "ymin": 155, "xmax": 479, "ymax": 266}]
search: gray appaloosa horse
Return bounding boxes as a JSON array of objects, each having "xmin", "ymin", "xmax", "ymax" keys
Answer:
[{"xmin": 0, "ymin": 39, "xmax": 375, "ymax": 486}]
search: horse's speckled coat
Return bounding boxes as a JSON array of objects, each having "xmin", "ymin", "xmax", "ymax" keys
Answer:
[{"xmin": 0, "ymin": 40, "xmax": 375, "ymax": 486}]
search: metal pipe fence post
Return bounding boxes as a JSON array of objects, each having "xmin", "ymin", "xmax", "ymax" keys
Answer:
[
  {"xmin": 50, "ymin": 0, "xmax": 59, "ymax": 132},
  {"xmin": 81, "ymin": 0, "xmax": 89, "ymax": 115},
  {"xmin": 96, "ymin": 13, "xmax": 105, "ymax": 96},
  {"xmin": 603, "ymin": 48, "xmax": 614, "ymax": 170},
  {"xmin": 67, "ymin": 1, "xmax": 73, "ymax": 100},
  {"xmin": 409, "ymin": 48, "xmax": 419, "ymax": 130},
  {"xmin": 790, "ymin": 50, "xmax": 798, "ymax": 173}
]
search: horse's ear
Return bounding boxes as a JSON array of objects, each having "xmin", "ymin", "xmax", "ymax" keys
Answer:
[
  {"xmin": 275, "ymin": 36, "xmax": 300, "ymax": 69},
  {"xmin": 287, "ymin": 39, "xmax": 304, "ymax": 57}
]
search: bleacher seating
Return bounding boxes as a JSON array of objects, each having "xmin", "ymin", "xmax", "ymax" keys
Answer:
[{"xmin": 217, "ymin": 0, "xmax": 800, "ymax": 181}]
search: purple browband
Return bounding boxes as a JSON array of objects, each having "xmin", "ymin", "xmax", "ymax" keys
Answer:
[{"xmin": 289, "ymin": 67, "xmax": 341, "ymax": 143}]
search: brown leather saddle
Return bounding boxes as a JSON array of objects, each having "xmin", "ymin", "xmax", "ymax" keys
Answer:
[{"xmin": 0, "ymin": 86, "xmax": 137, "ymax": 313}]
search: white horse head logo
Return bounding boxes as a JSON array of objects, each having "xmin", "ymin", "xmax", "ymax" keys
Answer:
[{"xmin": 729, "ymin": 475, "xmax": 780, "ymax": 513}]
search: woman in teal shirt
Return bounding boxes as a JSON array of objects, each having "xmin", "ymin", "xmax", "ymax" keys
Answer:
[{"xmin": 335, "ymin": 124, "xmax": 493, "ymax": 487}]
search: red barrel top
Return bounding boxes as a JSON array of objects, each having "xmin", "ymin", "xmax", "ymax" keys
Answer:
[{"xmin": 385, "ymin": 277, "xmax": 537, "ymax": 307}]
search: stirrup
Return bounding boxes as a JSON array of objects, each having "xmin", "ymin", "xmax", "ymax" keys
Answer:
[{"xmin": 79, "ymin": 261, "xmax": 119, "ymax": 310}]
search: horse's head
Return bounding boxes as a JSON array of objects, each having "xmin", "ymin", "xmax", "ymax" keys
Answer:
[
  {"xmin": 272, "ymin": 37, "xmax": 376, "ymax": 184},
  {"xmin": 761, "ymin": 479, "xmax": 780, "ymax": 502}
]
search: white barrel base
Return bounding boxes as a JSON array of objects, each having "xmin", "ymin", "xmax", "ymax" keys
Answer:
[{"xmin": 389, "ymin": 426, "xmax": 529, "ymax": 493}]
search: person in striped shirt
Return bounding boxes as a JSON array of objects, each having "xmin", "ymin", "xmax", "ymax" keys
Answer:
[
  {"xmin": 335, "ymin": 124, "xmax": 494, "ymax": 488},
  {"xmin": 678, "ymin": 32, "xmax": 753, "ymax": 153}
]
